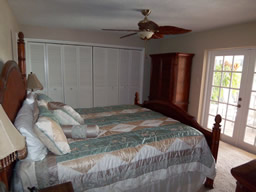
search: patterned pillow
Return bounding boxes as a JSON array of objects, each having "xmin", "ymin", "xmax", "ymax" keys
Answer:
[
  {"xmin": 48, "ymin": 102, "xmax": 84, "ymax": 124},
  {"xmin": 53, "ymin": 109, "xmax": 80, "ymax": 125},
  {"xmin": 36, "ymin": 93, "xmax": 53, "ymax": 102},
  {"xmin": 34, "ymin": 116, "xmax": 71, "ymax": 155}
]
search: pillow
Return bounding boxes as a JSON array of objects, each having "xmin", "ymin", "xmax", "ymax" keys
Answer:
[
  {"xmin": 33, "ymin": 100, "xmax": 39, "ymax": 124},
  {"xmin": 34, "ymin": 116, "xmax": 71, "ymax": 155},
  {"xmin": 62, "ymin": 124, "xmax": 99, "ymax": 139},
  {"xmin": 53, "ymin": 110, "xmax": 80, "ymax": 125},
  {"xmin": 48, "ymin": 102, "xmax": 84, "ymax": 124},
  {"xmin": 37, "ymin": 93, "xmax": 53, "ymax": 102},
  {"xmin": 24, "ymin": 92, "xmax": 37, "ymax": 105},
  {"xmin": 38, "ymin": 105, "xmax": 60, "ymax": 124},
  {"xmin": 14, "ymin": 102, "xmax": 48, "ymax": 161}
]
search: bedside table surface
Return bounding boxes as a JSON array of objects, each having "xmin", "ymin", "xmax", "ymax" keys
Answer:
[
  {"xmin": 39, "ymin": 182, "xmax": 74, "ymax": 192},
  {"xmin": 231, "ymin": 159, "xmax": 256, "ymax": 192}
]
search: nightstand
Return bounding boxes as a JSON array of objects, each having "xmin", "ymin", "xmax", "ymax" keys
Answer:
[
  {"xmin": 39, "ymin": 182, "xmax": 74, "ymax": 192},
  {"xmin": 231, "ymin": 159, "xmax": 256, "ymax": 192}
]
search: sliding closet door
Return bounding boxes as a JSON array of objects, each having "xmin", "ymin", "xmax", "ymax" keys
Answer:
[
  {"xmin": 78, "ymin": 46, "xmax": 93, "ymax": 108},
  {"xmin": 128, "ymin": 50, "xmax": 143, "ymax": 104},
  {"xmin": 93, "ymin": 47, "xmax": 119, "ymax": 107},
  {"xmin": 27, "ymin": 43, "xmax": 47, "ymax": 95},
  {"xmin": 63, "ymin": 45, "xmax": 78, "ymax": 108},
  {"xmin": 119, "ymin": 49, "xmax": 130, "ymax": 104},
  {"xmin": 46, "ymin": 44, "xmax": 64, "ymax": 102}
]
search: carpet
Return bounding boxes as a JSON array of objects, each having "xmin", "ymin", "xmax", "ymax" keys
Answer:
[{"xmin": 199, "ymin": 141, "xmax": 256, "ymax": 192}]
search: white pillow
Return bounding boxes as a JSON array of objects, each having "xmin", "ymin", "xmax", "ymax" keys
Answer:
[
  {"xmin": 34, "ymin": 116, "xmax": 71, "ymax": 155},
  {"xmin": 14, "ymin": 101, "xmax": 48, "ymax": 161},
  {"xmin": 24, "ymin": 92, "xmax": 36, "ymax": 105}
]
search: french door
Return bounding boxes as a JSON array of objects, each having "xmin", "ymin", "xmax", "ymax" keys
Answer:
[{"xmin": 203, "ymin": 48, "xmax": 256, "ymax": 154}]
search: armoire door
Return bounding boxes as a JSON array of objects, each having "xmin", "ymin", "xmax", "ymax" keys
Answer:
[
  {"xmin": 46, "ymin": 44, "xmax": 64, "ymax": 102},
  {"xmin": 63, "ymin": 45, "xmax": 78, "ymax": 108},
  {"xmin": 27, "ymin": 42, "xmax": 47, "ymax": 95},
  {"xmin": 93, "ymin": 47, "xmax": 119, "ymax": 107}
]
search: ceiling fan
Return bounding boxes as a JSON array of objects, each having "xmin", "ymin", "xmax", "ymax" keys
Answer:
[{"xmin": 103, "ymin": 9, "xmax": 192, "ymax": 40}]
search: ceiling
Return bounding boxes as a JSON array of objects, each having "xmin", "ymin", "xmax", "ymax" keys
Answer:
[{"xmin": 8, "ymin": 0, "xmax": 256, "ymax": 36}]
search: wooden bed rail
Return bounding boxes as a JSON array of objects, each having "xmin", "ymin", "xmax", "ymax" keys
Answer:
[{"xmin": 134, "ymin": 92, "xmax": 222, "ymax": 188}]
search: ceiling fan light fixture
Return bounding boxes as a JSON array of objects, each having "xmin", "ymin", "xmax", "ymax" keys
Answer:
[{"xmin": 138, "ymin": 31, "xmax": 154, "ymax": 40}]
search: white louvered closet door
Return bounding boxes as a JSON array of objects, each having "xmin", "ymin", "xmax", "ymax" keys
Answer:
[
  {"xmin": 119, "ymin": 49, "xmax": 130, "ymax": 104},
  {"xmin": 27, "ymin": 43, "xmax": 47, "ymax": 95},
  {"xmin": 63, "ymin": 45, "xmax": 78, "ymax": 108},
  {"xmin": 78, "ymin": 46, "xmax": 93, "ymax": 108},
  {"xmin": 47, "ymin": 44, "xmax": 64, "ymax": 102},
  {"xmin": 128, "ymin": 50, "xmax": 143, "ymax": 104},
  {"xmin": 94, "ymin": 47, "xmax": 119, "ymax": 107}
]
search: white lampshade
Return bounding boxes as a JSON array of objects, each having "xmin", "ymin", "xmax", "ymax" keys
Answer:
[
  {"xmin": 27, "ymin": 72, "xmax": 43, "ymax": 91},
  {"xmin": 138, "ymin": 31, "xmax": 154, "ymax": 40},
  {"xmin": 0, "ymin": 105, "xmax": 25, "ymax": 160}
]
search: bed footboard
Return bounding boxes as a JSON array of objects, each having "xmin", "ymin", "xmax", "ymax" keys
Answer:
[{"xmin": 134, "ymin": 92, "xmax": 221, "ymax": 188}]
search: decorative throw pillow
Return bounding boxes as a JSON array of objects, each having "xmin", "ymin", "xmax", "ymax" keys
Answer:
[
  {"xmin": 36, "ymin": 93, "xmax": 53, "ymax": 102},
  {"xmin": 61, "ymin": 124, "xmax": 99, "ymax": 139},
  {"xmin": 48, "ymin": 102, "xmax": 84, "ymax": 124},
  {"xmin": 34, "ymin": 116, "xmax": 71, "ymax": 155},
  {"xmin": 53, "ymin": 109, "xmax": 80, "ymax": 125},
  {"xmin": 38, "ymin": 106, "xmax": 60, "ymax": 124},
  {"xmin": 14, "ymin": 102, "xmax": 48, "ymax": 161}
]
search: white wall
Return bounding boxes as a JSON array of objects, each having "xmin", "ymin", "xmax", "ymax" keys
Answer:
[
  {"xmin": 146, "ymin": 21, "xmax": 256, "ymax": 120},
  {"xmin": 0, "ymin": 0, "xmax": 19, "ymax": 65},
  {"xmin": 21, "ymin": 25, "xmax": 144, "ymax": 48}
]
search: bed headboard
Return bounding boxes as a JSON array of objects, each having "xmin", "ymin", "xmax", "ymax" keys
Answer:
[{"xmin": 0, "ymin": 60, "xmax": 26, "ymax": 122}]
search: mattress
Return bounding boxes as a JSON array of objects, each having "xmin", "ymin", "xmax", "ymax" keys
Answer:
[{"xmin": 15, "ymin": 105, "xmax": 215, "ymax": 192}]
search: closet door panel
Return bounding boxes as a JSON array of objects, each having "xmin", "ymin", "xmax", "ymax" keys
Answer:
[
  {"xmin": 94, "ymin": 87, "xmax": 107, "ymax": 107},
  {"xmin": 47, "ymin": 44, "xmax": 63, "ymax": 102},
  {"xmin": 63, "ymin": 45, "xmax": 78, "ymax": 107},
  {"xmin": 78, "ymin": 46, "xmax": 93, "ymax": 108},
  {"xmin": 119, "ymin": 49, "xmax": 130, "ymax": 104},
  {"xmin": 27, "ymin": 43, "xmax": 47, "ymax": 94},
  {"xmin": 93, "ymin": 47, "xmax": 119, "ymax": 107},
  {"xmin": 129, "ymin": 50, "xmax": 142, "ymax": 87}
]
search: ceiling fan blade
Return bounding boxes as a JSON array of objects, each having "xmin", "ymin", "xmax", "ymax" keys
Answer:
[
  {"xmin": 151, "ymin": 33, "xmax": 164, "ymax": 39},
  {"xmin": 120, "ymin": 33, "xmax": 137, "ymax": 39},
  {"xmin": 158, "ymin": 26, "xmax": 192, "ymax": 35},
  {"xmin": 102, "ymin": 29, "xmax": 140, "ymax": 32}
]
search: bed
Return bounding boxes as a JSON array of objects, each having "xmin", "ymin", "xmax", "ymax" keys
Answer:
[{"xmin": 0, "ymin": 32, "xmax": 221, "ymax": 192}]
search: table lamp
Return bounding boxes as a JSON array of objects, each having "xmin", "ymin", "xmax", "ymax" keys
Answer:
[
  {"xmin": 27, "ymin": 72, "xmax": 43, "ymax": 92},
  {"xmin": 0, "ymin": 105, "xmax": 26, "ymax": 190}
]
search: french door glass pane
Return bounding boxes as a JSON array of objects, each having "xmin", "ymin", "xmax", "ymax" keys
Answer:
[
  {"xmin": 249, "ymin": 92, "xmax": 256, "ymax": 109},
  {"xmin": 221, "ymin": 72, "xmax": 231, "ymax": 87},
  {"xmin": 209, "ymin": 101, "xmax": 218, "ymax": 115},
  {"xmin": 211, "ymin": 87, "xmax": 219, "ymax": 101},
  {"xmin": 228, "ymin": 89, "xmax": 239, "ymax": 105},
  {"xmin": 207, "ymin": 115, "xmax": 215, "ymax": 129},
  {"xmin": 224, "ymin": 56, "xmax": 233, "ymax": 71},
  {"xmin": 247, "ymin": 109, "xmax": 256, "ymax": 127},
  {"xmin": 226, "ymin": 105, "xmax": 237, "ymax": 121},
  {"xmin": 213, "ymin": 72, "xmax": 221, "ymax": 86},
  {"xmin": 219, "ymin": 88, "xmax": 229, "ymax": 103},
  {"xmin": 233, "ymin": 55, "xmax": 244, "ymax": 72},
  {"xmin": 224, "ymin": 120, "xmax": 234, "ymax": 137},
  {"xmin": 231, "ymin": 73, "xmax": 242, "ymax": 88},
  {"xmin": 244, "ymin": 127, "xmax": 256, "ymax": 146},
  {"xmin": 214, "ymin": 56, "xmax": 223, "ymax": 71}
]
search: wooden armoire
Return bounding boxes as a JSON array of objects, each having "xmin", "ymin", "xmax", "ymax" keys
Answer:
[{"xmin": 149, "ymin": 52, "xmax": 194, "ymax": 111}]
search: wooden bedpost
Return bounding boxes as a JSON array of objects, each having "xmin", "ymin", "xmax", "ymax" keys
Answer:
[
  {"xmin": 17, "ymin": 32, "xmax": 26, "ymax": 82},
  {"xmin": 205, "ymin": 114, "xmax": 222, "ymax": 189},
  {"xmin": 134, "ymin": 92, "xmax": 140, "ymax": 105}
]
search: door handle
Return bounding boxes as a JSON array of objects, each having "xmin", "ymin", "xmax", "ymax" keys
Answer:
[
  {"xmin": 238, "ymin": 97, "xmax": 242, "ymax": 101},
  {"xmin": 237, "ymin": 104, "xmax": 241, "ymax": 108}
]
